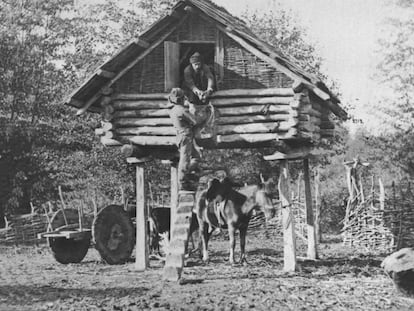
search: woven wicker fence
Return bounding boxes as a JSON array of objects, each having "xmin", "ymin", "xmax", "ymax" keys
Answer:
[
  {"xmin": 342, "ymin": 161, "xmax": 414, "ymax": 251},
  {"xmin": 0, "ymin": 212, "xmax": 49, "ymax": 246}
]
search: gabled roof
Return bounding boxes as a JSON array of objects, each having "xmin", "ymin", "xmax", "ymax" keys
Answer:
[{"xmin": 66, "ymin": 0, "xmax": 347, "ymax": 119}]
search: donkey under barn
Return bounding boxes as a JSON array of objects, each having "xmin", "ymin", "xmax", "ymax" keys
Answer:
[{"xmin": 195, "ymin": 177, "xmax": 274, "ymax": 264}]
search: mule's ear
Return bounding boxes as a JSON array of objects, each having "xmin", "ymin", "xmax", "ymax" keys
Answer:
[{"xmin": 260, "ymin": 173, "xmax": 265, "ymax": 184}]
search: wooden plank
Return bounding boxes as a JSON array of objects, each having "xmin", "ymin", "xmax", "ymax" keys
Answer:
[
  {"xmin": 38, "ymin": 229, "xmax": 91, "ymax": 240},
  {"xmin": 216, "ymin": 130, "xmax": 297, "ymax": 144},
  {"xmin": 114, "ymin": 108, "xmax": 170, "ymax": 118},
  {"xmin": 213, "ymin": 88, "xmax": 294, "ymax": 98},
  {"xmin": 217, "ymin": 121, "xmax": 297, "ymax": 135},
  {"xmin": 278, "ymin": 160, "xmax": 297, "ymax": 272},
  {"xmin": 314, "ymin": 167, "xmax": 321, "ymax": 243},
  {"xmin": 122, "ymin": 135, "xmax": 176, "ymax": 146},
  {"xmin": 135, "ymin": 161, "xmax": 148, "ymax": 271},
  {"xmin": 217, "ymin": 114, "xmax": 296, "ymax": 125},
  {"xmin": 263, "ymin": 151, "xmax": 310, "ymax": 161},
  {"xmin": 114, "ymin": 118, "xmax": 173, "ymax": 127},
  {"xmin": 112, "ymin": 88, "xmax": 294, "ymax": 101},
  {"xmin": 210, "ymin": 96, "xmax": 292, "ymax": 107},
  {"xmin": 100, "ymin": 137, "xmax": 122, "ymax": 146},
  {"xmin": 113, "ymin": 93, "xmax": 168, "ymax": 100},
  {"xmin": 217, "ymin": 105, "xmax": 292, "ymax": 117},
  {"xmin": 303, "ymin": 158, "xmax": 317, "ymax": 260},
  {"xmin": 164, "ymin": 41, "xmax": 180, "ymax": 92},
  {"xmin": 113, "ymin": 100, "xmax": 172, "ymax": 110},
  {"xmin": 116, "ymin": 126, "xmax": 176, "ymax": 136}
]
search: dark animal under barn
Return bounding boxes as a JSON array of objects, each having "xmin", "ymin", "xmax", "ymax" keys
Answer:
[{"xmin": 195, "ymin": 177, "xmax": 274, "ymax": 264}]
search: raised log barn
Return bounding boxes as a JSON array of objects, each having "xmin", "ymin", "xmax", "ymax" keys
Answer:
[{"xmin": 65, "ymin": 0, "xmax": 347, "ymax": 280}]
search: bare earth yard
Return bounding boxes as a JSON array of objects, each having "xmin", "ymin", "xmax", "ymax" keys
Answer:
[{"xmin": 1, "ymin": 231, "xmax": 413, "ymax": 311}]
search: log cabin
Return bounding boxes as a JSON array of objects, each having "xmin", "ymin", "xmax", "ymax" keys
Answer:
[{"xmin": 65, "ymin": 0, "xmax": 347, "ymax": 159}]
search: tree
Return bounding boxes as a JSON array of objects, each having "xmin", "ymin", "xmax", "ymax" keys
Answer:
[
  {"xmin": 0, "ymin": 0, "xmax": 160, "ymax": 223},
  {"xmin": 373, "ymin": 0, "xmax": 414, "ymax": 178}
]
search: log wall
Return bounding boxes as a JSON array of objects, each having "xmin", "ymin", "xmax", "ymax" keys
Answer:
[{"xmin": 95, "ymin": 88, "xmax": 330, "ymax": 151}]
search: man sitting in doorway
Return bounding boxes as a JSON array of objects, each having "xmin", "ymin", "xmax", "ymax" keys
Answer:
[{"xmin": 182, "ymin": 52, "xmax": 216, "ymax": 140}]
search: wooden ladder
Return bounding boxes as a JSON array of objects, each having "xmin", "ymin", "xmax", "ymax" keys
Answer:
[{"xmin": 163, "ymin": 191, "xmax": 195, "ymax": 282}]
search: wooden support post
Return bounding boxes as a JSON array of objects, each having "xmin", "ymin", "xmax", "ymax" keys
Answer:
[
  {"xmin": 163, "ymin": 191, "xmax": 195, "ymax": 282},
  {"xmin": 303, "ymin": 158, "xmax": 317, "ymax": 260},
  {"xmin": 163, "ymin": 159, "xmax": 179, "ymax": 236},
  {"xmin": 127, "ymin": 157, "xmax": 150, "ymax": 271},
  {"xmin": 314, "ymin": 167, "xmax": 322, "ymax": 243},
  {"xmin": 278, "ymin": 160, "xmax": 297, "ymax": 272},
  {"xmin": 171, "ymin": 161, "xmax": 179, "ymax": 236}
]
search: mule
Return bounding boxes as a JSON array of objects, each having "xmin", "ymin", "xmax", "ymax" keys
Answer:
[{"xmin": 194, "ymin": 177, "xmax": 274, "ymax": 264}]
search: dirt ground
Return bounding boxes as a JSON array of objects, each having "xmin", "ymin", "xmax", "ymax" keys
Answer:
[{"xmin": 1, "ymin": 231, "xmax": 413, "ymax": 311}]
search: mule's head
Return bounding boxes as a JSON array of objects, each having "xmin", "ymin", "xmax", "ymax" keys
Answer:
[
  {"xmin": 206, "ymin": 177, "xmax": 232, "ymax": 203},
  {"xmin": 256, "ymin": 174, "xmax": 276, "ymax": 220}
]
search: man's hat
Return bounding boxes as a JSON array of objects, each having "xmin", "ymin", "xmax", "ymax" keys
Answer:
[
  {"xmin": 189, "ymin": 52, "xmax": 202, "ymax": 64},
  {"xmin": 168, "ymin": 88, "xmax": 185, "ymax": 104}
]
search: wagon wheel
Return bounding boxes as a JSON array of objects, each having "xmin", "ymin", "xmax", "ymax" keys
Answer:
[
  {"xmin": 48, "ymin": 209, "xmax": 91, "ymax": 264},
  {"xmin": 93, "ymin": 205, "xmax": 135, "ymax": 265}
]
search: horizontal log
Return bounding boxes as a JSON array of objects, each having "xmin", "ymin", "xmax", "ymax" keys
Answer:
[
  {"xmin": 113, "ymin": 100, "xmax": 172, "ymax": 110},
  {"xmin": 217, "ymin": 114, "xmax": 297, "ymax": 125},
  {"xmin": 113, "ymin": 97, "xmax": 292, "ymax": 110},
  {"xmin": 216, "ymin": 129, "xmax": 298, "ymax": 144},
  {"xmin": 114, "ymin": 118, "xmax": 173, "ymax": 127},
  {"xmin": 210, "ymin": 96, "xmax": 292, "ymax": 107},
  {"xmin": 212, "ymin": 88, "xmax": 294, "ymax": 98},
  {"xmin": 116, "ymin": 126, "xmax": 176, "ymax": 136},
  {"xmin": 114, "ymin": 115, "xmax": 300, "ymax": 128},
  {"xmin": 218, "ymin": 105, "xmax": 293, "ymax": 117},
  {"xmin": 320, "ymin": 121, "xmax": 335, "ymax": 129},
  {"xmin": 321, "ymin": 129, "xmax": 334, "ymax": 137},
  {"xmin": 120, "ymin": 135, "xmax": 176, "ymax": 146},
  {"xmin": 101, "ymin": 137, "xmax": 122, "ymax": 146},
  {"xmin": 115, "ymin": 122, "xmax": 299, "ymax": 137},
  {"xmin": 113, "ymin": 93, "xmax": 168, "ymax": 101},
  {"xmin": 121, "ymin": 144, "xmax": 146, "ymax": 158},
  {"xmin": 112, "ymin": 88, "xmax": 294, "ymax": 102},
  {"xmin": 217, "ymin": 121, "xmax": 297, "ymax": 135},
  {"xmin": 114, "ymin": 109, "xmax": 170, "ymax": 118}
]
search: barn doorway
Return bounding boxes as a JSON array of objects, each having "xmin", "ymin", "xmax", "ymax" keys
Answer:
[{"xmin": 179, "ymin": 43, "xmax": 215, "ymax": 86}]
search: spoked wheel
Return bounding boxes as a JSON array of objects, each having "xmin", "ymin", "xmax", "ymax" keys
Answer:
[
  {"xmin": 48, "ymin": 209, "xmax": 91, "ymax": 264},
  {"xmin": 93, "ymin": 205, "xmax": 135, "ymax": 264}
]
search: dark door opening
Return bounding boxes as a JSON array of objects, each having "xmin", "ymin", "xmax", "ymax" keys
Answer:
[{"xmin": 179, "ymin": 43, "xmax": 215, "ymax": 87}]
